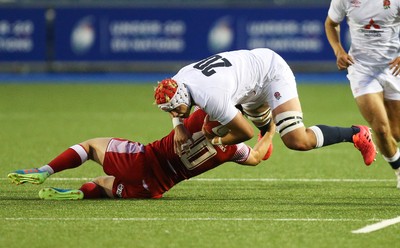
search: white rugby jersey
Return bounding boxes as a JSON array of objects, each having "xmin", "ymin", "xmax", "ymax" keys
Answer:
[
  {"xmin": 328, "ymin": 0, "xmax": 400, "ymax": 67},
  {"xmin": 172, "ymin": 48, "xmax": 284, "ymax": 125}
]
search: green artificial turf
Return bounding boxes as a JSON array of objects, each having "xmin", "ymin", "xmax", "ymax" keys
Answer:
[{"xmin": 0, "ymin": 83, "xmax": 398, "ymax": 248}]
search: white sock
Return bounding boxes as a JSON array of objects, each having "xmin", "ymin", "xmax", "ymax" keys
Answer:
[
  {"xmin": 38, "ymin": 165, "xmax": 54, "ymax": 175},
  {"xmin": 309, "ymin": 126, "xmax": 324, "ymax": 148},
  {"xmin": 382, "ymin": 148, "xmax": 400, "ymax": 163}
]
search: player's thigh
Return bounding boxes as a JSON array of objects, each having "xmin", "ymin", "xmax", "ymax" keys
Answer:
[
  {"xmin": 354, "ymin": 93, "xmax": 387, "ymax": 127},
  {"xmin": 271, "ymin": 97, "xmax": 302, "ymax": 117},
  {"xmin": 81, "ymin": 138, "xmax": 112, "ymax": 165},
  {"xmin": 271, "ymin": 97, "xmax": 303, "ymax": 136}
]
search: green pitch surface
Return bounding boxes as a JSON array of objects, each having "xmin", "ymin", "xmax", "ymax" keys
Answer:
[{"xmin": 1, "ymin": 83, "xmax": 399, "ymax": 248}]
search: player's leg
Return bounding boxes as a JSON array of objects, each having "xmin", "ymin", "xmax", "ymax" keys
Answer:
[
  {"xmin": 386, "ymin": 99, "xmax": 400, "ymax": 143},
  {"xmin": 242, "ymin": 103, "xmax": 272, "ymax": 136},
  {"xmin": 90, "ymin": 176, "xmax": 115, "ymax": 198},
  {"xmin": 272, "ymin": 97, "xmax": 376, "ymax": 165},
  {"xmin": 374, "ymin": 97, "xmax": 400, "ymax": 188},
  {"xmin": 381, "ymin": 73, "xmax": 400, "ymax": 174},
  {"xmin": 81, "ymin": 138, "xmax": 111, "ymax": 165},
  {"xmin": 272, "ymin": 97, "xmax": 316, "ymax": 150},
  {"xmin": 8, "ymin": 138, "xmax": 112, "ymax": 185},
  {"xmin": 38, "ymin": 176, "xmax": 114, "ymax": 200},
  {"xmin": 355, "ymin": 94, "xmax": 400, "ymax": 188},
  {"xmin": 356, "ymin": 94, "xmax": 397, "ymax": 158}
]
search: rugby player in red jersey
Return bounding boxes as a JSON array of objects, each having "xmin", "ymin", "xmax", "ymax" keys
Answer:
[{"xmin": 8, "ymin": 108, "xmax": 274, "ymax": 200}]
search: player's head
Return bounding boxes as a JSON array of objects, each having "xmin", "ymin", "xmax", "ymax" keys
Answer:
[{"xmin": 154, "ymin": 78, "xmax": 192, "ymax": 117}]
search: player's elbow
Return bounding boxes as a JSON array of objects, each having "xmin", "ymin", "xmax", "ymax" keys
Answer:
[
  {"xmin": 325, "ymin": 16, "xmax": 338, "ymax": 28},
  {"xmin": 242, "ymin": 129, "xmax": 254, "ymax": 141},
  {"xmin": 245, "ymin": 152, "xmax": 264, "ymax": 166},
  {"xmin": 252, "ymin": 159, "xmax": 263, "ymax": 166}
]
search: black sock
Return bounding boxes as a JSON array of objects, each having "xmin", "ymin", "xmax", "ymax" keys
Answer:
[
  {"xmin": 258, "ymin": 121, "xmax": 271, "ymax": 136},
  {"xmin": 316, "ymin": 125, "xmax": 358, "ymax": 146},
  {"xmin": 389, "ymin": 159, "xmax": 400, "ymax": 170}
]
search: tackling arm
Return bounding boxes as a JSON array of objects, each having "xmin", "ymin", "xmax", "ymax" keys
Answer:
[
  {"xmin": 241, "ymin": 122, "xmax": 276, "ymax": 166},
  {"xmin": 206, "ymin": 111, "xmax": 254, "ymax": 145},
  {"xmin": 172, "ymin": 119, "xmax": 193, "ymax": 156}
]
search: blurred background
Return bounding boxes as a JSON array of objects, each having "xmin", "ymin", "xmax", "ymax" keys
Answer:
[{"xmin": 0, "ymin": 0, "xmax": 346, "ymax": 77}]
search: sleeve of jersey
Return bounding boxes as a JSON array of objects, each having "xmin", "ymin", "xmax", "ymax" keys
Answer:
[
  {"xmin": 327, "ymin": 0, "xmax": 346, "ymax": 24},
  {"xmin": 205, "ymin": 93, "xmax": 238, "ymax": 126},
  {"xmin": 230, "ymin": 143, "xmax": 251, "ymax": 163}
]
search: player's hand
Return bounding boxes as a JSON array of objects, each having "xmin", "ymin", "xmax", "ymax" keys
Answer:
[
  {"xmin": 173, "ymin": 125, "xmax": 193, "ymax": 156},
  {"xmin": 201, "ymin": 125, "xmax": 216, "ymax": 140},
  {"xmin": 336, "ymin": 51, "xmax": 354, "ymax": 70},
  {"xmin": 389, "ymin": 57, "xmax": 400, "ymax": 76}
]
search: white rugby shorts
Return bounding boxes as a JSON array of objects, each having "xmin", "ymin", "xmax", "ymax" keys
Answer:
[
  {"xmin": 241, "ymin": 50, "xmax": 299, "ymax": 111},
  {"xmin": 347, "ymin": 63, "xmax": 400, "ymax": 100}
]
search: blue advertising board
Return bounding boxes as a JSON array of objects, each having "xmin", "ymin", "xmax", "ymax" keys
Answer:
[
  {"xmin": 0, "ymin": 8, "xmax": 47, "ymax": 61},
  {"xmin": 54, "ymin": 7, "xmax": 340, "ymax": 63}
]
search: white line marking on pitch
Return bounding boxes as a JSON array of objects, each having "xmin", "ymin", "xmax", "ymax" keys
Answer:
[
  {"xmin": 190, "ymin": 178, "xmax": 393, "ymax": 182},
  {"xmin": 5, "ymin": 216, "xmax": 399, "ymax": 234},
  {"xmin": 0, "ymin": 177, "xmax": 395, "ymax": 182},
  {"xmin": 352, "ymin": 216, "xmax": 400, "ymax": 234},
  {"xmin": 3, "ymin": 217, "xmax": 366, "ymax": 222}
]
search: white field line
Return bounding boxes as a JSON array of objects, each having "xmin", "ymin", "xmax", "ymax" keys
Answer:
[
  {"xmin": 191, "ymin": 178, "xmax": 394, "ymax": 182},
  {"xmin": 2, "ymin": 177, "xmax": 398, "ymax": 233},
  {"xmin": 1, "ymin": 217, "xmax": 380, "ymax": 222},
  {"xmin": 4, "ymin": 217, "xmax": 399, "ymax": 233},
  {"xmin": 352, "ymin": 216, "xmax": 400, "ymax": 234},
  {"xmin": 0, "ymin": 177, "xmax": 395, "ymax": 182}
]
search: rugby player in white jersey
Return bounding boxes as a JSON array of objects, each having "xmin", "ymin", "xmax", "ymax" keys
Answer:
[
  {"xmin": 154, "ymin": 48, "xmax": 376, "ymax": 166},
  {"xmin": 325, "ymin": 0, "xmax": 400, "ymax": 188}
]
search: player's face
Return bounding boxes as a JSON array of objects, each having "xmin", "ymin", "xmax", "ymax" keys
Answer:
[{"xmin": 169, "ymin": 104, "xmax": 191, "ymax": 118}]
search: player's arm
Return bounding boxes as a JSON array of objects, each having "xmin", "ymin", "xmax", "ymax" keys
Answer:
[
  {"xmin": 166, "ymin": 104, "xmax": 194, "ymax": 156},
  {"xmin": 205, "ymin": 110, "xmax": 254, "ymax": 145},
  {"xmin": 241, "ymin": 122, "xmax": 275, "ymax": 166},
  {"xmin": 325, "ymin": 16, "xmax": 354, "ymax": 70},
  {"xmin": 171, "ymin": 116, "xmax": 193, "ymax": 156}
]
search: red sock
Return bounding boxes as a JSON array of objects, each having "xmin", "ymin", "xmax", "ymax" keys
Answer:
[
  {"xmin": 79, "ymin": 182, "xmax": 106, "ymax": 199},
  {"xmin": 48, "ymin": 144, "xmax": 88, "ymax": 173}
]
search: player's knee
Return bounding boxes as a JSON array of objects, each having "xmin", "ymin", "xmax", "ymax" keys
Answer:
[
  {"xmin": 81, "ymin": 138, "xmax": 111, "ymax": 161},
  {"xmin": 79, "ymin": 139, "xmax": 96, "ymax": 160},
  {"xmin": 385, "ymin": 126, "xmax": 400, "ymax": 143},
  {"xmin": 373, "ymin": 124, "xmax": 392, "ymax": 140},
  {"xmin": 79, "ymin": 138, "xmax": 102, "ymax": 150},
  {"xmin": 275, "ymin": 111, "xmax": 314, "ymax": 151},
  {"xmin": 78, "ymin": 140, "xmax": 90, "ymax": 150}
]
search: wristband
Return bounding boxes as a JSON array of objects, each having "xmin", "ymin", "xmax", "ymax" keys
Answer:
[
  {"xmin": 211, "ymin": 137, "xmax": 222, "ymax": 145},
  {"xmin": 172, "ymin": 117, "xmax": 183, "ymax": 128}
]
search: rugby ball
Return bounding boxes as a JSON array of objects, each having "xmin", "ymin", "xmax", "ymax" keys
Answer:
[{"xmin": 203, "ymin": 115, "xmax": 230, "ymax": 137}]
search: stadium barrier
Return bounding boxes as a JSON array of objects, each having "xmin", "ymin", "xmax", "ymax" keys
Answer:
[{"xmin": 0, "ymin": 4, "xmax": 345, "ymax": 73}]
